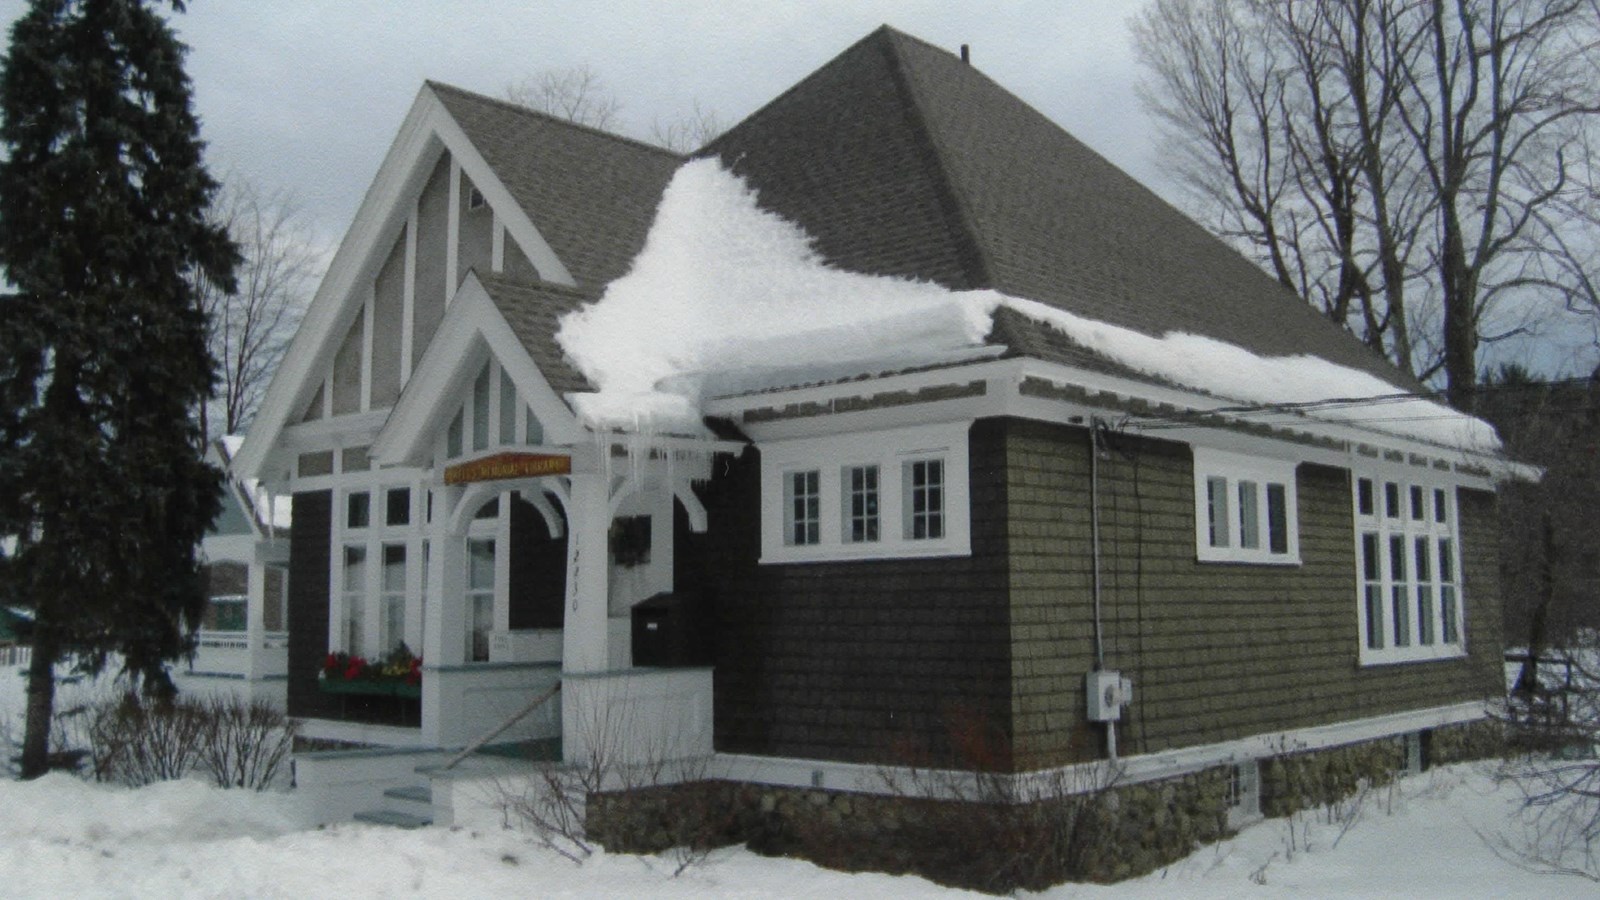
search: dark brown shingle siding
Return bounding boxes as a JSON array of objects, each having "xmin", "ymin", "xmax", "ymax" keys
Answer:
[
  {"xmin": 286, "ymin": 491, "xmax": 337, "ymax": 719},
  {"xmin": 691, "ymin": 419, "xmax": 1014, "ymax": 769},
  {"xmin": 1004, "ymin": 421, "xmax": 1502, "ymax": 767}
]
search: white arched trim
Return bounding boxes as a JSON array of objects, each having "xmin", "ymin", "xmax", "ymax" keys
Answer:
[
  {"xmin": 524, "ymin": 487, "xmax": 566, "ymax": 539},
  {"xmin": 673, "ymin": 479, "xmax": 708, "ymax": 533}
]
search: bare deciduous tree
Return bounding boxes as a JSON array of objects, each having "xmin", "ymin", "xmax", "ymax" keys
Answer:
[
  {"xmin": 504, "ymin": 64, "xmax": 623, "ymax": 131},
  {"xmin": 505, "ymin": 65, "xmax": 725, "ymax": 153},
  {"xmin": 1135, "ymin": 0, "xmax": 1600, "ymax": 408},
  {"xmin": 196, "ymin": 179, "xmax": 320, "ymax": 438},
  {"xmin": 650, "ymin": 100, "xmax": 725, "ymax": 153}
]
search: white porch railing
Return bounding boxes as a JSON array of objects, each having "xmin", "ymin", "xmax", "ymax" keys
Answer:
[
  {"xmin": 188, "ymin": 629, "xmax": 289, "ymax": 678},
  {"xmin": 0, "ymin": 645, "xmax": 30, "ymax": 668}
]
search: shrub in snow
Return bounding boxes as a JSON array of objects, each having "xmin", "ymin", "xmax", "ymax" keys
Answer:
[
  {"xmin": 197, "ymin": 696, "xmax": 298, "ymax": 791},
  {"xmin": 74, "ymin": 693, "xmax": 296, "ymax": 790},
  {"xmin": 84, "ymin": 694, "xmax": 208, "ymax": 787}
]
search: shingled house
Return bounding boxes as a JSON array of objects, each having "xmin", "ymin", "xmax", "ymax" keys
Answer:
[{"xmin": 232, "ymin": 26, "xmax": 1518, "ymax": 882}]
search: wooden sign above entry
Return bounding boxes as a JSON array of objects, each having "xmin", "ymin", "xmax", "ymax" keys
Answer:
[{"xmin": 443, "ymin": 452, "xmax": 571, "ymax": 485}]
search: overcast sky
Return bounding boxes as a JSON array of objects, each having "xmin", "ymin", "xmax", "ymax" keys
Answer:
[
  {"xmin": 0, "ymin": 0, "xmax": 1590, "ymax": 374},
  {"xmin": 0, "ymin": 0, "xmax": 1164, "ymax": 249}
]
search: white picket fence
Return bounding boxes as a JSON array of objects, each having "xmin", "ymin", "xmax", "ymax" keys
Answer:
[{"xmin": 0, "ymin": 645, "xmax": 31, "ymax": 668}]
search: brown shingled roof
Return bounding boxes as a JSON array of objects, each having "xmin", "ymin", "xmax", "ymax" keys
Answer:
[
  {"xmin": 474, "ymin": 271, "xmax": 596, "ymax": 397},
  {"xmin": 429, "ymin": 82, "xmax": 682, "ymax": 290},
  {"xmin": 702, "ymin": 26, "xmax": 1422, "ymax": 394}
]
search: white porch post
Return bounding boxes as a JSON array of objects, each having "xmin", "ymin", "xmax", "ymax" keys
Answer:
[
  {"xmin": 421, "ymin": 491, "xmax": 466, "ymax": 746},
  {"xmin": 561, "ymin": 470, "xmax": 612, "ymax": 765},
  {"xmin": 561, "ymin": 471, "xmax": 611, "ymax": 674},
  {"xmin": 244, "ymin": 554, "xmax": 267, "ymax": 682}
]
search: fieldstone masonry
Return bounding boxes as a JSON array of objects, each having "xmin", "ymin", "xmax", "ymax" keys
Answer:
[{"xmin": 586, "ymin": 720, "xmax": 1504, "ymax": 893}]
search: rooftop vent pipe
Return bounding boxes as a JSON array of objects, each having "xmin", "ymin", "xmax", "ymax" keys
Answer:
[{"xmin": 960, "ymin": 44, "xmax": 970, "ymax": 64}]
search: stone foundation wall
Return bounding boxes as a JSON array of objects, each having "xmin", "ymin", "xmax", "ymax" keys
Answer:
[
  {"xmin": 590, "ymin": 765, "xmax": 1231, "ymax": 891},
  {"xmin": 587, "ymin": 721, "xmax": 1505, "ymax": 893},
  {"xmin": 1429, "ymin": 718, "xmax": 1505, "ymax": 764}
]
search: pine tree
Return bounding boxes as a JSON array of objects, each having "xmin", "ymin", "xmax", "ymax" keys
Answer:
[{"xmin": 0, "ymin": 0, "xmax": 238, "ymax": 779}]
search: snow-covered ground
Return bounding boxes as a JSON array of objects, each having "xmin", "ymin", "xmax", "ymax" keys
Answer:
[{"xmin": 0, "ymin": 665, "xmax": 1588, "ymax": 898}]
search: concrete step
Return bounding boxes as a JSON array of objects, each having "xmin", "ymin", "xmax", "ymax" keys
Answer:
[
  {"xmin": 384, "ymin": 784, "xmax": 431, "ymax": 805},
  {"xmin": 353, "ymin": 808, "xmax": 432, "ymax": 829}
]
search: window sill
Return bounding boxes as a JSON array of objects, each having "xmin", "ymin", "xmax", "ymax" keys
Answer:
[
  {"xmin": 1195, "ymin": 553, "xmax": 1301, "ymax": 567},
  {"xmin": 1358, "ymin": 645, "xmax": 1468, "ymax": 667},
  {"xmin": 761, "ymin": 538, "xmax": 971, "ymax": 565}
]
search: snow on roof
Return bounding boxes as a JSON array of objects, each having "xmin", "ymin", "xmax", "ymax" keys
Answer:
[{"xmin": 557, "ymin": 160, "xmax": 1499, "ymax": 454}]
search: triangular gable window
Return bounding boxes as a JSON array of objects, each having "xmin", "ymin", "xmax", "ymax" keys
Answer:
[{"xmin": 442, "ymin": 357, "xmax": 552, "ymax": 462}]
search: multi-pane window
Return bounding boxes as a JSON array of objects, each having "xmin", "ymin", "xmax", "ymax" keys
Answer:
[
  {"xmin": 1361, "ymin": 533, "xmax": 1383, "ymax": 650},
  {"xmin": 1193, "ymin": 449, "xmax": 1298, "ymax": 564},
  {"xmin": 843, "ymin": 465, "xmax": 879, "ymax": 543},
  {"xmin": 334, "ymin": 470, "xmax": 426, "ymax": 665},
  {"xmin": 759, "ymin": 423, "xmax": 971, "ymax": 562},
  {"xmin": 1354, "ymin": 474, "xmax": 1465, "ymax": 664},
  {"xmin": 905, "ymin": 459, "xmax": 944, "ymax": 540},
  {"xmin": 1225, "ymin": 760, "xmax": 1262, "ymax": 828},
  {"xmin": 342, "ymin": 545, "xmax": 367, "ymax": 657},
  {"xmin": 380, "ymin": 544, "xmax": 406, "ymax": 654},
  {"xmin": 1205, "ymin": 476, "xmax": 1229, "ymax": 547},
  {"xmin": 785, "ymin": 470, "xmax": 820, "ymax": 546},
  {"xmin": 467, "ymin": 537, "xmax": 495, "ymax": 662},
  {"xmin": 346, "ymin": 491, "xmax": 370, "ymax": 529},
  {"xmin": 385, "ymin": 487, "xmax": 410, "ymax": 527}
]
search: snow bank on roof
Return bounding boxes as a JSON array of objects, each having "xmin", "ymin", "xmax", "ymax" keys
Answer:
[
  {"xmin": 1003, "ymin": 298, "xmax": 1501, "ymax": 452},
  {"xmin": 557, "ymin": 159, "xmax": 1498, "ymax": 453},
  {"xmin": 556, "ymin": 158, "xmax": 995, "ymax": 431}
]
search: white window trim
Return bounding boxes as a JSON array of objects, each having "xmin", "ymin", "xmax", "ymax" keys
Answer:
[
  {"xmin": 1353, "ymin": 468, "xmax": 1467, "ymax": 666},
  {"xmin": 1192, "ymin": 447, "xmax": 1300, "ymax": 565},
  {"xmin": 760, "ymin": 422, "xmax": 972, "ymax": 564}
]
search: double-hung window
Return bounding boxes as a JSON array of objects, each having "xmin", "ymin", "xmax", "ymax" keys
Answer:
[
  {"xmin": 761, "ymin": 422, "xmax": 971, "ymax": 563},
  {"xmin": 843, "ymin": 464, "xmax": 880, "ymax": 544},
  {"xmin": 1354, "ymin": 473, "xmax": 1464, "ymax": 664},
  {"xmin": 1192, "ymin": 448, "xmax": 1299, "ymax": 564},
  {"xmin": 785, "ymin": 470, "xmax": 821, "ymax": 546}
]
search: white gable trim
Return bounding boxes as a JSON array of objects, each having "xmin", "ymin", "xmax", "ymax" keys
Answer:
[
  {"xmin": 235, "ymin": 84, "xmax": 576, "ymax": 483},
  {"xmin": 370, "ymin": 272, "xmax": 584, "ymax": 468}
]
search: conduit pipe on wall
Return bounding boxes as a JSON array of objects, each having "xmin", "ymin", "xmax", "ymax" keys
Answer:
[{"xmin": 1089, "ymin": 417, "xmax": 1116, "ymax": 760}]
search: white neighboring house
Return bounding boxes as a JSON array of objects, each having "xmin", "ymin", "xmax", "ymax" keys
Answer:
[{"xmin": 177, "ymin": 437, "xmax": 291, "ymax": 706}]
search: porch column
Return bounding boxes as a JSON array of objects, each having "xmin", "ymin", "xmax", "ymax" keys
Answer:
[
  {"xmin": 244, "ymin": 553, "xmax": 267, "ymax": 682},
  {"xmin": 561, "ymin": 471, "xmax": 611, "ymax": 673},
  {"xmin": 421, "ymin": 494, "xmax": 466, "ymax": 746}
]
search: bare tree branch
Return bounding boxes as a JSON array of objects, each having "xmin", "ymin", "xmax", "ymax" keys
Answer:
[
  {"xmin": 196, "ymin": 177, "xmax": 320, "ymax": 437},
  {"xmin": 1135, "ymin": 0, "xmax": 1600, "ymax": 403},
  {"xmin": 504, "ymin": 64, "xmax": 623, "ymax": 131}
]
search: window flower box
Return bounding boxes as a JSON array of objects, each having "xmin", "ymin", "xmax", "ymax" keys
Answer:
[{"xmin": 318, "ymin": 647, "xmax": 422, "ymax": 698}]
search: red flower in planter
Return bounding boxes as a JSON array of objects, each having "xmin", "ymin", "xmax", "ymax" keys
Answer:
[{"xmin": 343, "ymin": 657, "xmax": 368, "ymax": 681}]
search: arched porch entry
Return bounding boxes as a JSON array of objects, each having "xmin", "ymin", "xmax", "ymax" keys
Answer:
[{"xmin": 417, "ymin": 443, "xmax": 720, "ymax": 765}]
